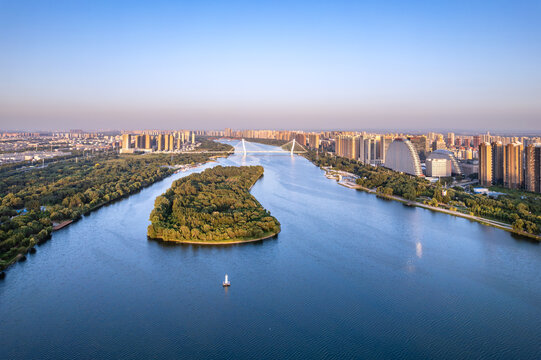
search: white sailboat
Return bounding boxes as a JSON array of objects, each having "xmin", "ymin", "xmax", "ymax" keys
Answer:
[{"xmin": 222, "ymin": 274, "xmax": 230, "ymax": 287}]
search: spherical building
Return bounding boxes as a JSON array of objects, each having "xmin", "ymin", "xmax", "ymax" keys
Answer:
[
  {"xmin": 426, "ymin": 149, "xmax": 462, "ymax": 175},
  {"xmin": 384, "ymin": 138, "xmax": 423, "ymax": 176}
]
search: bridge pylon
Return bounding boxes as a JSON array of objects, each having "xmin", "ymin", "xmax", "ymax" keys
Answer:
[
  {"xmin": 242, "ymin": 138, "xmax": 247, "ymax": 156},
  {"xmin": 291, "ymin": 138, "xmax": 295, "ymax": 155}
]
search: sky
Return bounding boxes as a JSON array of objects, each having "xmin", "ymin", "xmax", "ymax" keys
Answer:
[{"xmin": 1, "ymin": 0, "xmax": 540, "ymax": 132}]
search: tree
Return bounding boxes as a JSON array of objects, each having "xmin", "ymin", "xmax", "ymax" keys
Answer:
[
  {"xmin": 2, "ymin": 194, "xmax": 23, "ymax": 208},
  {"xmin": 26, "ymin": 199, "xmax": 41, "ymax": 212},
  {"xmin": 513, "ymin": 219, "xmax": 525, "ymax": 232}
]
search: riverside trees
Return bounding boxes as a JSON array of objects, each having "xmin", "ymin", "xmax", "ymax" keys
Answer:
[
  {"xmin": 147, "ymin": 166, "xmax": 280, "ymax": 242},
  {"xmin": 304, "ymin": 149, "xmax": 541, "ymax": 236},
  {"xmin": 0, "ymin": 141, "xmax": 233, "ymax": 270}
]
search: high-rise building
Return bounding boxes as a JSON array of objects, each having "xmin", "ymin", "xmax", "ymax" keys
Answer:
[
  {"xmin": 164, "ymin": 134, "xmax": 170, "ymax": 151},
  {"xmin": 307, "ymin": 133, "xmax": 320, "ymax": 149},
  {"xmin": 525, "ymin": 144, "xmax": 541, "ymax": 193},
  {"xmin": 503, "ymin": 142, "xmax": 523, "ymax": 189},
  {"xmin": 446, "ymin": 132, "xmax": 455, "ymax": 148},
  {"xmin": 362, "ymin": 137, "xmax": 372, "ymax": 164},
  {"xmin": 144, "ymin": 134, "xmax": 152, "ymax": 149},
  {"xmin": 136, "ymin": 135, "xmax": 144, "ymax": 149},
  {"xmin": 480, "ymin": 132, "xmax": 491, "ymax": 143},
  {"xmin": 357, "ymin": 136, "xmax": 365, "ymax": 162},
  {"xmin": 167, "ymin": 134, "xmax": 175, "ymax": 151},
  {"xmin": 502, "ymin": 143, "xmax": 522, "ymax": 189},
  {"xmin": 491, "ymin": 141, "xmax": 504, "ymax": 185},
  {"xmin": 191, "ymin": 132, "xmax": 196, "ymax": 144},
  {"xmin": 409, "ymin": 135, "xmax": 429, "ymax": 160},
  {"xmin": 479, "ymin": 142, "xmax": 493, "ymax": 186},
  {"xmin": 295, "ymin": 133, "xmax": 307, "ymax": 147},
  {"xmin": 122, "ymin": 134, "xmax": 132, "ymax": 150},
  {"xmin": 335, "ymin": 136, "xmax": 357, "ymax": 160},
  {"xmin": 156, "ymin": 134, "xmax": 165, "ymax": 151},
  {"xmin": 432, "ymin": 135, "xmax": 447, "ymax": 151}
]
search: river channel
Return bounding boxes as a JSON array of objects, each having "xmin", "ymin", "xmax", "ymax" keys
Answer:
[{"xmin": 1, "ymin": 140, "xmax": 540, "ymax": 359}]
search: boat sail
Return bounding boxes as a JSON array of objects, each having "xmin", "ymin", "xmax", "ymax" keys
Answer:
[{"xmin": 222, "ymin": 274, "xmax": 230, "ymax": 287}]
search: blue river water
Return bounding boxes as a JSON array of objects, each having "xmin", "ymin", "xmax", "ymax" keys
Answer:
[{"xmin": 1, "ymin": 140, "xmax": 541, "ymax": 359}]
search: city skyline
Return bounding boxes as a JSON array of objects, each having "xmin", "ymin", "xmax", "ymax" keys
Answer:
[{"xmin": 1, "ymin": 0, "xmax": 541, "ymax": 131}]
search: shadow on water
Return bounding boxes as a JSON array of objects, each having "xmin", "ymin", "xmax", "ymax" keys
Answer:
[{"xmin": 510, "ymin": 232, "xmax": 541, "ymax": 244}]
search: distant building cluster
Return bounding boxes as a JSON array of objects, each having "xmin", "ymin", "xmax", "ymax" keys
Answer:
[
  {"xmin": 120, "ymin": 130, "xmax": 197, "ymax": 153},
  {"xmin": 2, "ymin": 128, "xmax": 541, "ymax": 194},
  {"xmin": 0, "ymin": 130, "xmax": 117, "ymax": 164},
  {"xmin": 222, "ymin": 128, "xmax": 541, "ymax": 193},
  {"xmin": 479, "ymin": 141, "xmax": 541, "ymax": 192},
  {"xmin": 0, "ymin": 132, "xmax": 40, "ymax": 138},
  {"xmin": 224, "ymin": 128, "xmax": 321, "ymax": 150},
  {"xmin": 0, "ymin": 150, "xmax": 71, "ymax": 165}
]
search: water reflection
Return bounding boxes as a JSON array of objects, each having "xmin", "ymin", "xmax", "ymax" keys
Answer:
[{"xmin": 416, "ymin": 242, "xmax": 423, "ymax": 259}]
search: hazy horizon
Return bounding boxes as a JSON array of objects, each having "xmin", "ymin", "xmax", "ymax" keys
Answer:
[
  {"xmin": 3, "ymin": 126, "xmax": 541, "ymax": 138},
  {"xmin": 1, "ymin": 0, "xmax": 540, "ymax": 131}
]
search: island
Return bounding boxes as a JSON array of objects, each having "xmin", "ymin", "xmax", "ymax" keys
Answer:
[{"xmin": 147, "ymin": 165, "xmax": 281, "ymax": 244}]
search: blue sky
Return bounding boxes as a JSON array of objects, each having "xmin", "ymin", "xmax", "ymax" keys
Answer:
[{"xmin": 1, "ymin": 0, "xmax": 540, "ymax": 131}]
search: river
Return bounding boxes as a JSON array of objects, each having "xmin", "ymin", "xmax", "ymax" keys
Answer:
[{"xmin": 1, "ymin": 140, "xmax": 541, "ymax": 359}]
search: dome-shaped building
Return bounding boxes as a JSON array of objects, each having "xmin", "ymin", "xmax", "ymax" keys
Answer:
[
  {"xmin": 384, "ymin": 138, "xmax": 423, "ymax": 176},
  {"xmin": 426, "ymin": 149, "xmax": 462, "ymax": 175}
]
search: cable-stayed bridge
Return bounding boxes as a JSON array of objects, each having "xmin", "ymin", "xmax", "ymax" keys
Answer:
[
  {"xmin": 237, "ymin": 138, "xmax": 307, "ymax": 155},
  {"xmin": 170, "ymin": 139, "xmax": 307, "ymax": 155}
]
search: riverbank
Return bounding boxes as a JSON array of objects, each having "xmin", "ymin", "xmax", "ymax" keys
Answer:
[
  {"xmin": 332, "ymin": 171, "xmax": 541, "ymax": 241},
  {"xmin": 0, "ymin": 153, "xmax": 232, "ymax": 273},
  {"xmin": 151, "ymin": 228, "xmax": 280, "ymax": 245}
]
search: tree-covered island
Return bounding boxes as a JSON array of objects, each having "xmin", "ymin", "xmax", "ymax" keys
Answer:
[{"xmin": 147, "ymin": 165, "xmax": 281, "ymax": 243}]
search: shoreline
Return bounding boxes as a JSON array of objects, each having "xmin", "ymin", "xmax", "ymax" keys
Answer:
[
  {"xmin": 1, "ymin": 155, "xmax": 230, "ymax": 274},
  {"xmin": 229, "ymin": 139, "xmax": 541, "ymax": 241},
  {"xmin": 333, "ymin": 173, "xmax": 541, "ymax": 242},
  {"xmin": 147, "ymin": 164, "xmax": 280, "ymax": 246},
  {"xmin": 150, "ymin": 228, "xmax": 281, "ymax": 246}
]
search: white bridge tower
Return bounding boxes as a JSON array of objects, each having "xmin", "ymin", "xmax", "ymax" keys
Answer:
[
  {"xmin": 290, "ymin": 138, "xmax": 296, "ymax": 155},
  {"xmin": 241, "ymin": 138, "xmax": 247, "ymax": 156}
]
